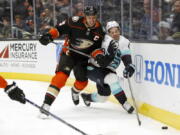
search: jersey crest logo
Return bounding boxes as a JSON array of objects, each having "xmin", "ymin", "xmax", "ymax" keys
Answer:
[
  {"xmin": 72, "ymin": 38, "xmax": 94, "ymax": 49},
  {"xmin": 72, "ymin": 16, "xmax": 79, "ymax": 22}
]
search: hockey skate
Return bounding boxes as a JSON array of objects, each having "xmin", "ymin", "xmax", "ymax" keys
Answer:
[
  {"xmin": 81, "ymin": 93, "xmax": 91, "ymax": 107},
  {"xmin": 122, "ymin": 101, "xmax": 134, "ymax": 114},
  {"xmin": 71, "ymin": 88, "xmax": 80, "ymax": 105},
  {"xmin": 39, "ymin": 103, "xmax": 50, "ymax": 119}
]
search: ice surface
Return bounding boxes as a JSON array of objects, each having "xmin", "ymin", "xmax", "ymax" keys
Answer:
[{"xmin": 0, "ymin": 80, "xmax": 179, "ymax": 135}]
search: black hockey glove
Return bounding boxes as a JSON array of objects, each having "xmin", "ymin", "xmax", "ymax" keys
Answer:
[
  {"xmin": 107, "ymin": 40, "xmax": 119, "ymax": 55},
  {"xmin": 39, "ymin": 33, "xmax": 53, "ymax": 45},
  {"xmin": 91, "ymin": 49, "xmax": 108, "ymax": 67},
  {"xmin": 4, "ymin": 82, "xmax": 26, "ymax": 104},
  {"xmin": 95, "ymin": 54, "xmax": 106, "ymax": 67},
  {"xmin": 123, "ymin": 64, "xmax": 135, "ymax": 78}
]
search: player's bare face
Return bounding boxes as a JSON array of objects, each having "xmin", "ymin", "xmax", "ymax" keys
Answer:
[
  {"xmin": 85, "ymin": 15, "xmax": 97, "ymax": 27},
  {"xmin": 109, "ymin": 27, "xmax": 120, "ymax": 40}
]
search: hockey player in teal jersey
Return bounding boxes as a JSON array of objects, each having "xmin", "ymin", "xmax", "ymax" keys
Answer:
[{"xmin": 80, "ymin": 21, "xmax": 135, "ymax": 113}]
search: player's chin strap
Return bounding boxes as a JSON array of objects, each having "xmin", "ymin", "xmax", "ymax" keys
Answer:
[
  {"xmin": 127, "ymin": 74, "xmax": 141, "ymax": 126},
  {"xmin": 25, "ymin": 98, "xmax": 89, "ymax": 135},
  {"xmin": 52, "ymin": 41, "xmax": 91, "ymax": 58}
]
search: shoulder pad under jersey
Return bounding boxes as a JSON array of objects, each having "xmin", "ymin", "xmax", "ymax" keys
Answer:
[
  {"xmin": 72, "ymin": 16, "xmax": 80, "ymax": 22},
  {"xmin": 69, "ymin": 16, "xmax": 83, "ymax": 24}
]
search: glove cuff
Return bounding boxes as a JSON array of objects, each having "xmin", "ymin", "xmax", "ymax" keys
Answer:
[
  {"xmin": 127, "ymin": 64, "xmax": 135, "ymax": 69},
  {"xmin": 4, "ymin": 82, "xmax": 17, "ymax": 94}
]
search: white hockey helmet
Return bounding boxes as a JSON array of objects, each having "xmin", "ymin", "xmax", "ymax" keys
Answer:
[{"xmin": 106, "ymin": 21, "xmax": 120, "ymax": 33}]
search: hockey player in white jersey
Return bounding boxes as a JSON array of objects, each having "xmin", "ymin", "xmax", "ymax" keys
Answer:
[{"xmin": 80, "ymin": 21, "xmax": 135, "ymax": 113}]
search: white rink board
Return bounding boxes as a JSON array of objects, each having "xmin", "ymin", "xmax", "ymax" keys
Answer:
[
  {"xmin": 0, "ymin": 40, "xmax": 64, "ymax": 75},
  {"xmin": 131, "ymin": 43, "xmax": 180, "ymax": 114}
]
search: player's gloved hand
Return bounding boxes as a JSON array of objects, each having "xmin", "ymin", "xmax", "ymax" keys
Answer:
[
  {"xmin": 39, "ymin": 33, "xmax": 53, "ymax": 45},
  {"xmin": 123, "ymin": 64, "xmax": 135, "ymax": 78},
  {"xmin": 91, "ymin": 48, "xmax": 106, "ymax": 67},
  {"xmin": 4, "ymin": 82, "xmax": 26, "ymax": 104},
  {"xmin": 95, "ymin": 54, "xmax": 105, "ymax": 67},
  {"xmin": 107, "ymin": 40, "xmax": 118, "ymax": 54}
]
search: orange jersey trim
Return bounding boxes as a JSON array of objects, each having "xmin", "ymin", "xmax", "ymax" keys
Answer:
[
  {"xmin": 62, "ymin": 37, "xmax": 69, "ymax": 54},
  {"xmin": 0, "ymin": 76, "xmax": 7, "ymax": 88},
  {"xmin": 91, "ymin": 49, "xmax": 104, "ymax": 58}
]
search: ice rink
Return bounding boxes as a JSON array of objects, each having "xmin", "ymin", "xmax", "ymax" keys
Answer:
[{"xmin": 0, "ymin": 80, "xmax": 179, "ymax": 135}]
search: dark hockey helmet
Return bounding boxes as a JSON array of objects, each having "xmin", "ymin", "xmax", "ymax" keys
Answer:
[{"xmin": 84, "ymin": 6, "xmax": 97, "ymax": 16}]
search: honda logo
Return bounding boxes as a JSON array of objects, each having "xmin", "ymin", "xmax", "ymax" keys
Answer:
[{"xmin": 134, "ymin": 55, "xmax": 143, "ymax": 83}]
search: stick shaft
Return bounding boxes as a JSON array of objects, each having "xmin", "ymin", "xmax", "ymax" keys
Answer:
[
  {"xmin": 52, "ymin": 42, "xmax": 91, "ymax": 58},
  {"xmin": 25, "ymin": 98, "xmax": 88, "ymax": 135},
  {"xmin": 127, "ymin": 78, "xmax": 141, "ymax": 126}
]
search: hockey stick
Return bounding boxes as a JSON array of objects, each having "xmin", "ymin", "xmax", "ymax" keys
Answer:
[
  {"xmin": 52, "ymin": 41, "xmax": 91, "ymax": 58},
  {"xmin": 25, "ymin": 98, "xmax": 88, "ymax": 135},
  {"xmin": 127, "ymin": 77, "xmax": 141, "ymax": 126}
]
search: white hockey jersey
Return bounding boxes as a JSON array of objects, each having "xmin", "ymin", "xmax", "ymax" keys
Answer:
[{"xmin": 89, "ymin": 34, "xmax": 131, "ymax": 72}]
